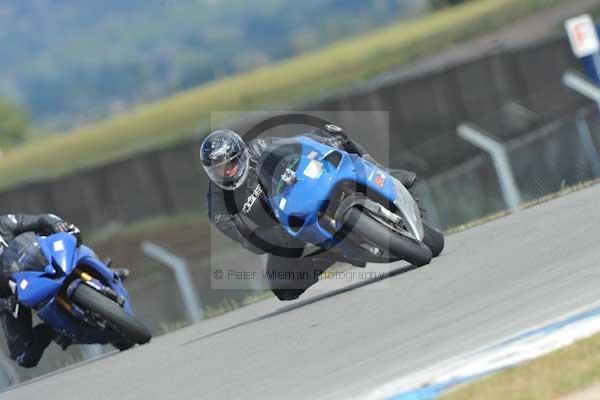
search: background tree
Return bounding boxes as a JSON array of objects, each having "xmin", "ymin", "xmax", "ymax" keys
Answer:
[
  {"xmin": 0, "ymin": 98, "xmax": 29, "ymax": 151},
  {"xmin": 431, "ymin": 0, "xmax": 467, "ymax": 9}
]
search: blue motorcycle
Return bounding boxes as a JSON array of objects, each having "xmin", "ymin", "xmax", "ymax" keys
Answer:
[
  {"xmin": 4, "ymin": 231, "xmax": 151, "ymax": 350},
  {"xmin": 257, "ymin": 136, "xmax": 444, "ymax": 266}
]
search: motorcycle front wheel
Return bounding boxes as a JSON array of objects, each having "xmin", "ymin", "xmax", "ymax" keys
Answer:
[
  {"xmin": 341, "ymin": 207, "xmax": 432, "ymax": 267},
  {"xmin": 72, "ymin": 284, "xmax": 151, "ymax": 347},
  {"xmin": 423, "ymin": 223, "xmax": 445, "ymax": 258}
]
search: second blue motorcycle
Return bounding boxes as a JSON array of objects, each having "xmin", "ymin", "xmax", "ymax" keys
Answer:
[{"xmin": 5, "ymin": 231, "xmax": 151, "ymax": 351}]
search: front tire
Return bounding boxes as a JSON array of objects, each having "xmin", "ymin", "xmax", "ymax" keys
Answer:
[
  {"xmin": 72, "ymin": 284, "xmax": 151, "ymax": 346},
  {"xmin": 342, "ymin": 207, "xmax": 432, "ymax": 266},
  {"xmin": 423, "ymin": 224, "xmax": 445, "ymax": 258}
]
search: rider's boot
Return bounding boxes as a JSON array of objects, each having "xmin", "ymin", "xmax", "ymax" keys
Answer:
[{"xmin": 272, "ymin": 288, "xmax": 306, "ymax": 301}]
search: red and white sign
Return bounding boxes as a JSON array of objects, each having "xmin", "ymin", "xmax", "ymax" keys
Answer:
[{"xmin": 565, "ymin": 14, "xmax": 600, "ymax": 58}]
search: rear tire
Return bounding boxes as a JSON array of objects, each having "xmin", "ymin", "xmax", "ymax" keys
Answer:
[
  {"xmin": 72, "ymin": 284, "xmax": 151, "ymax": 346},
  {"xmin": 342, "ymin": 207, "xmax": 432, "ymax": 267},
  {"xmin": 423, "ymin": 224, "xmax": 445, "ymax": 258},
  {"xmin": 111, "ymin": 338, "xmax": 135, "ymax": 351}
]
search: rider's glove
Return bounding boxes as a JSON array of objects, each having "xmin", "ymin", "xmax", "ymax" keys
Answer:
[
  {"xmin": 68, "ymin": 224, "xmax": 83, "ymax": 247},
  {"xmin": 52, "ymin": 221, "xmax": 70, "ymax": 233},
  {"xmin": 52, "ymin": 221, "xmax": 83, "ymax": 246},
  {"xmin": 321, "ymin": 124, "xmax": 367, "ymax": 157}
]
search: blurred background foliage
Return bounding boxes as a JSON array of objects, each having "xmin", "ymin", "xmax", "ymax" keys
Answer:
[
  {"xmin": 0, "ymin": 0, "xmax": 437, "ymax": 132},
  {"xmin": 0, "ymin": 0, "xmax": 560, "ymax": 186},
  {"xmin": 431, "ymin": 0, "xmax": 468, "ymax": 8},
  {"xmin": 0, "ymin": 97, "xmax": 28, "ymax": 150}
]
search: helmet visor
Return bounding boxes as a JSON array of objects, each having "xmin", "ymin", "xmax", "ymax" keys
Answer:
[
  {"xmin": 216, "ymin": 159, "xmax": 242, "ymax": 179},
  {"xmin": 204, "ymin": 150, "xmax": 249, "ymax": 190}
]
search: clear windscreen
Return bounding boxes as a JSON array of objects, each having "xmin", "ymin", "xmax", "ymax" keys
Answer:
[
  {"xmin": 2, "ymin": 232, "xmax": 49, "ymax": 274},
  {"xmin": 256, "ymin": 140, "xmax": 302, "ymax": 197}
]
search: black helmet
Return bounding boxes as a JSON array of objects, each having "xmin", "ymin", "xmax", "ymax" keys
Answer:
[{"xmin": 200, "ymin": 129, "xmax": 249, "ymax": 190}]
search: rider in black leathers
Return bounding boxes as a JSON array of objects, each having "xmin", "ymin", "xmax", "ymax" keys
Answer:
[
  {"xmin": 0, "ymin": 213, "xmax": 128, "ymax": 368},
  {"xmin": 0, "ymin": 214, "xmax": 75, "ymax": 367},
  {"xmin": 203, "ymin": 125, "xmax": 416, "ymax": 301}
]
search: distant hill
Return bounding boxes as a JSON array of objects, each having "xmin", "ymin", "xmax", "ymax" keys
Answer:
[{"xmin": 0, "ymin": 0, "xmax": 430, "ymax": 131}]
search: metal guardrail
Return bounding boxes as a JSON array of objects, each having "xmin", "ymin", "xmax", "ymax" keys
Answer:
[
  {"xmin": 141, "ymin": 242, "xmax": 204, "ymax": 323},
  {"xmin": 457, "ymin": 124, "xmax": 522, "ymax": 211}
]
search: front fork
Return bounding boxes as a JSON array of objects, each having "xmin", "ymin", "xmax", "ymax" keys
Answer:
[{"xmin": 57, "ymin": 269, "xmax": 125, "ymax": 318}]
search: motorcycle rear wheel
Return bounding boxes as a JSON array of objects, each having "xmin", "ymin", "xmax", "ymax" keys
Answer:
[
  {"xmin": 342, "ymin": 207, "xmax": 432, "ymax": 267},
  {"xmin": 72, "ymin": 284, "xmax": 151, "ymax": 347}
]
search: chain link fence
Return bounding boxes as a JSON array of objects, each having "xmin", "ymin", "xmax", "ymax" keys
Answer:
[{"xmin": 415, "ymin": 105, "xmax": 600, "ymax": 229}]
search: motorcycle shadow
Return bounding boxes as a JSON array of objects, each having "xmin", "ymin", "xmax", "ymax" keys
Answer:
[
  {"xmin": 263, "ymin": 263, "xmax": 420, "ymax": 316},
  {"xmin": 185, "ymin": 262, "xmax": 420, "ymax": 345}
]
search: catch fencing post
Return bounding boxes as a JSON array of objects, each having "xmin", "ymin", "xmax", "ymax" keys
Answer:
[
  {"xmin": 562, "ymin": 71, "xmax": 600, "ymax": 177},
  {"xmin": 141, "ymin": 241, "xmax": 204, "ymax": 323},
  {"xmin": 457, "ymin": 124, "xmax": 522, "ymax": 212},
  {"xmin": 575, "ymin": 111, "xmax": 600, "ymax": 177},
  {"xmin": 562, "ymin": 70, "xmax": 600, "ymax": 102}
]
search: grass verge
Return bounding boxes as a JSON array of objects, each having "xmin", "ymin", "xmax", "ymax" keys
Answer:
[
  {"xmin": 441, "ymin": 332, "xmax": 600, "ymax": 400},
  {"xmin": 0, "ymin": 0, "xmax": 563, "ymax": 191}
]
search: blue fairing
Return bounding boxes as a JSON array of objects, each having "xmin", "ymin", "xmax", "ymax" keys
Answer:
[
  {"xmin": 38, "ymin": 232, "xmax": 77, "ymax": 275},
  {"xmin": 11, "ymin": 233, "xmax": 135, "ymax": 344},
  {"xmin": 14, "ymin": 272, "xmax": 62, "ymax": 309},
  {"xmin": 267, "ymin": 136, "xmax": 396, "ymax": 249}
]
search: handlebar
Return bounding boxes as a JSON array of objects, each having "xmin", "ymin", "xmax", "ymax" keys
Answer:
[{"xmin": 65, "ymin": 225, "xmax": 83, "ymax": 246}]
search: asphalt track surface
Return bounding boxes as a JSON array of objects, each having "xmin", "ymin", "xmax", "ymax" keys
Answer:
[{"xmin": 4, "ymin": 183, "xmax": 600, "ymax": 400}]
